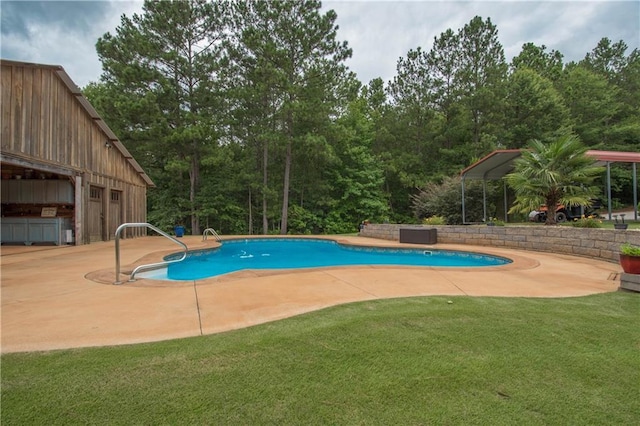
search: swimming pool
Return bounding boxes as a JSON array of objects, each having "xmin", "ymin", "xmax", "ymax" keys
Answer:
[{"xmin": 139, "ymin": 238, "xmax": 512, "ymax": 281}]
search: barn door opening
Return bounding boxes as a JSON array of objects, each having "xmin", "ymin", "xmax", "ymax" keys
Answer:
[
  {"xmin": 109, "ymin": 190, "xmax": 122, "ymax": 240},
  {"xmin": 88, "ymin": 186, "xmax": 104, "ymax": 242}
]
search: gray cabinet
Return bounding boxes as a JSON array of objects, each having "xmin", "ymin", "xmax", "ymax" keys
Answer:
[
  {"xmin": 28, "ymin": 218, "xmax": 60, "ymax": 243},
  {"xmin": 1, "ymin": 217, "xmax": 72, "ymax": 245},
  {"xmin": 1, "ymin": 219, "xmax": 28, "ymax": 242},
  {"xmin": 1, "ymin": 180, "xmax": 27, "ymax": 203},
  {"xmin": 1, "ymin": 180, "xmax": 73, "ymax": 204}
]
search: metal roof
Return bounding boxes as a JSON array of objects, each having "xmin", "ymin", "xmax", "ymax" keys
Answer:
[
  {"xmin": 0, "ymin": 59, "xmax": 155, "ymax": 187},
  {"xmin": 461, "ymin": 148, "xmax": 640, "ymax": 180},
  {"xmin": 586, "ymin": 150, "xmax": 640, "ymax": 165},
  {"xmin": 460, "ymin": 149, "xmax": 522, "ymax": 180}
]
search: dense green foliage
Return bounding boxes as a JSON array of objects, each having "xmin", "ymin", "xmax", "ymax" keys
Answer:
[
  {"xmin": 85, "ymin": 0, "xmax": 640, "ymax": 234},
  {"xmin": 2, "ymin": 293, "xmax": 639, "ymax": 424}
]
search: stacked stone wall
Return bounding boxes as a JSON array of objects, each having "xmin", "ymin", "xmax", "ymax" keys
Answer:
[{"xmin": 360, "ymin": 224, "xmax": 640, "ymax": 263}]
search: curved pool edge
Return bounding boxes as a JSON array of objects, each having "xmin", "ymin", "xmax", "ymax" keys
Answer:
[
  {"xmin": 165, "ymin": 238, "xmax": 512, "ymax": 281},
  {"xmin": 86, "ymin": 235, "xmax": 538, "ymax": 287}
]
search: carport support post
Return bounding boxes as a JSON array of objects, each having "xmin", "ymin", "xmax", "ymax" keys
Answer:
[
  {"xmin": 634, "ymin": 163, "xmax": 638, "ymax": 221},
  {"xmin": 482, "ymin": 180, "xmax": 487, "ymax": 222},
  {"xmin": 607, "ymin": 162, "xmax": 612, "ymax": 220},
  {"xmin": 461, "ymin": 177, "xmax": 466, "ymax": 224},
  {"xmin": 503, "ymin": 180, "xmax": 508, "ymax": 222}
]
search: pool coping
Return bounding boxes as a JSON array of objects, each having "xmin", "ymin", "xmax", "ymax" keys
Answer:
[{"xmin": 85, "ymin": 236, "xmax": 539, "ymax": 286}]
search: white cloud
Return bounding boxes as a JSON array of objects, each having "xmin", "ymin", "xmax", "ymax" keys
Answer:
[
  {"xmin": 327, "ymin": 0, "xmax": 639, "ymax": 83},
  {"xmin": 1, "ymin": 0, "xmax": 144, "ymax": 86},
  {"xmin": 1, "ymin": 0, "xmax": 638, "ymax": 88}
]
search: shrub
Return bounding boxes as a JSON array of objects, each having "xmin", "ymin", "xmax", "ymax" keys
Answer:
[
  {"xmin": 488, "ymin": 217, "xmax": 505, "ymax": 226},
  {"xmin": 412, "ymin": 176, "xmax": 497, "ymax": 225},
  {"xmin": 287, "ymin": 205, "xmax": 321, "ymax": 234},
  {"xmin": 571, "ymin": 217, "xmax": 602, "ymax": 228},
  {"xmin": 422, "ymin": 216, "xmax": 447, "ymax": 225}
]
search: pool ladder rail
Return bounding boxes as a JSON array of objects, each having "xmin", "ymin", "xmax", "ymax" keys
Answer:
[
  {"xmin": 113, "ymin": 223, "xmax": 188, "ymax": 284},
  {"xmin": 202, "ymin": 228, "xmax": 222, "ymax": 242}
]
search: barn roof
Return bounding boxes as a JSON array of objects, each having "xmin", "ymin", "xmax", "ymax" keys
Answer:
[{"xmin": 1, "ymin": 59, "xmax": 154, "ymax": 187}]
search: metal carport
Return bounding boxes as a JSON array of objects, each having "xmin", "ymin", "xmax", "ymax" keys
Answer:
[{"xmin": 460, "ymin": 149, "xmax": 640, "ymax": 224}]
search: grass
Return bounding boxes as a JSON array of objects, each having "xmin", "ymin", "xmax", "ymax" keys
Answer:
[
  {"xmin": 504, "ymin": 220, "xmax": 640, "ymax": 229},
  {"xmin": 563, "ymin": 220, "xmax": 640, "ymax": 229},
  {"xmin": 2, "ymin": 293, "xmax": 639, "ymax": 425}
]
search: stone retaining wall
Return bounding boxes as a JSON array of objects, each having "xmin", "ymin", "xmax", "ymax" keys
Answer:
[{"xmin": 360, "ymin": 224, "xmax": 640, "ymax": 263}]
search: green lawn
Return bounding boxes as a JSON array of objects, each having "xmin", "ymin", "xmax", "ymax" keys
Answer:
[
  {"xmin": 2, "ymin": 293, "xmax": 639, "ymax": 425},
  {"xmin": 560, "ymin": 222, "xmax": 640, "ymax": 229},
  {"xmin": 505, "ymin": 220, "xmax": 640, "ymax": 229}
]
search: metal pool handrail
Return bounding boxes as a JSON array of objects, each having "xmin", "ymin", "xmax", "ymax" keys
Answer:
[
  {"xmin": 202, "ymin": 227, "xmax": 221, "ymax": 242},
  {"xmin": 114, "ymin": 223, "xmax": 188, "ymax": 284}
]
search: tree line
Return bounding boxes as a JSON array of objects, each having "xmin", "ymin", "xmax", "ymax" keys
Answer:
[{"xmin": 84, "ymin": 0, "xmax": 640, "ymax": 234}]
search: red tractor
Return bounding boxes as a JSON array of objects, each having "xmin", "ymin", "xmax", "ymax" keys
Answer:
[{"xmin": 528, "ymin": 200, "xmax": 602, "ymax": 223}]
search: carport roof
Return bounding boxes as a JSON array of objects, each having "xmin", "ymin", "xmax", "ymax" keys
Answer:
[
  {"xmin": 460, "ymin": 149, "xmax": 522, "ymax": 180},
  {"xmin": 586, "ymin": 150, "xmax": 640, "ymax": 165},
  {"xmin": 461, "ymin": 149, "xmax": 640, "ymax": 180}
]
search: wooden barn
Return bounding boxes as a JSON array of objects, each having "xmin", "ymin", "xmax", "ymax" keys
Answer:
[{"xmin": 1, "ymin": 59, "xmax": 154, "ymax": 245}]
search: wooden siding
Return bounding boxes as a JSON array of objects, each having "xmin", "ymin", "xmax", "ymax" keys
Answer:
[
  {"xmin": 1, "ymin": 61, "xmax": 150, "ymax": 244},
  {"xmin": 109, "ymin": 189, "xmax": 123, "ymax": 238}
]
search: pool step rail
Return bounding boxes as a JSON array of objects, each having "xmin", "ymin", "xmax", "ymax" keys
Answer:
[
  {"xmin": 203, "ymin": 228, "xmax": 222, "ymax": 242},
  {"xmin": 114, "ymin": 223, "xmax": 188, "ymax": 284}
]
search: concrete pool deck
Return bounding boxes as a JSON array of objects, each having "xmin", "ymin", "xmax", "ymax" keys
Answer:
[{"xmin": 1, "ymin": 235, "xmax": 622, "ymax": 353}]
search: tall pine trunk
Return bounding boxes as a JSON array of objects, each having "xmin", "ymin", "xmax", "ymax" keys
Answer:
[
  {"xmin": 280, "ymin": 137, "xmax": 292, "ymax": 234},
  {"xmin": 190, "ymin": 154, "xmax": 200, "ymax": 235},
  {"xmin": 262, "ymin": 137, "xmax": 269, "ymax": 234},
  {"xmin": 248, "ymin": 188, "xmax": 253, "ymax": 234}
]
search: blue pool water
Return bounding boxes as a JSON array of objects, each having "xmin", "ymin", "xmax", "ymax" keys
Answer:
[{"xmin": 152, "ymin": 238, "xmax": 511, "ymax": 281}]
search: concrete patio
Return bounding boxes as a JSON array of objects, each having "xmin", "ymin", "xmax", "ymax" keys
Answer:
[{"xmin": 1, "ymin": 235, "xmax": 622, "ymax": 353}]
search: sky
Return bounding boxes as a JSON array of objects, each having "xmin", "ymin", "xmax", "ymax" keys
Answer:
[{"xmin": 1, "ymin": 0, "xmax": 639, "ymax": 88}]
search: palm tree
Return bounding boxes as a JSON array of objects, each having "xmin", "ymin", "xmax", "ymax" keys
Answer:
[{"xmin": 505, "ymin": 135, "xmax": 604, "ymax": 225}]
